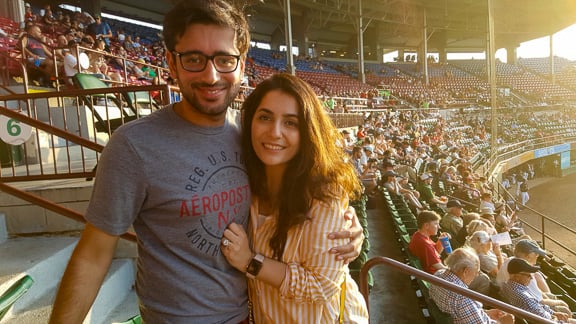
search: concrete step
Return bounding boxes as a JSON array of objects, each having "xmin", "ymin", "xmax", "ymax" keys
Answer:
[
  {"xmin": 105, "ymin": 289, "xmax": 140, "ymax": 324},
  {"xmin": 0, "ymin": 234, "xmax": 138, "ymax": 324},
  {"xmin": 0, "ymin": 235, "xmax": 77, "ymax": 323}
]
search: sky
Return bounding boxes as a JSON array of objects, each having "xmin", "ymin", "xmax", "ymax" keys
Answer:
[
  {"xmin": 384, "ymin": 23, "xmax": 576, "ymax": 63},
  {"xmin": 514, "ymin": 23, "xmax": 576, "ymax": 61}
]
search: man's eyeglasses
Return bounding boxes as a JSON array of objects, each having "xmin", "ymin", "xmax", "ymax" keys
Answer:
[{"xmin": 172, "ymin": 51, "xmax": 241, "ymax": 73}]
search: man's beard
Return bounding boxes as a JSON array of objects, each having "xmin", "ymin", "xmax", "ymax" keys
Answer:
[{"xmin": 181, "ymin": 81, "xmax": 241, "ymax": 116}]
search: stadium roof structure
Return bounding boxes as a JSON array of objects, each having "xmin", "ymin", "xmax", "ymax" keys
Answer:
[{"xmin": 102, "ymin": 0, "xmax": 576, "ymax": 56}]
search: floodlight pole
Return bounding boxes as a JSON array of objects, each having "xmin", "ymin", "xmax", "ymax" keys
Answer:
[
  {"xmin": 487, "ymin": 0, "xmax": 498, "ymax": 167},
  {"xmin": 283, "ymin": 0, "xmax": 295, "ymax": 75},
  {"xmin": 423, "ymin": 10, "xmax": 429, "ymax": 86},
  {"xmin": 549, "ymin": 33, "xmax": 555, "ymax": 85},
  {"xmin": 357, "ymin": 0, "xmax": 366, "ymax": 84}
]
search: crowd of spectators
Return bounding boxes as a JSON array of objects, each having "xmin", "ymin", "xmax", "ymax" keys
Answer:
[
  {"xmin": 338, "ymin": 103, "xmax": 576, "ymax": 322},
  {"xmin": 3, "ymin": 4, "xmax": 576, "ymax": 110},
  {"xmin": 1, "ymin": 3, "xmax": 168, "ymax": 87}
]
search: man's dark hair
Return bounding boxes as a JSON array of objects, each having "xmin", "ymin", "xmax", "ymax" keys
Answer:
[
  {"xmin": 417, "ymin": 210, "xmax": 441, "ymax": 229},
  {"xmin": 162, "ymin": 0, "xmax": 250, "ymax": 56}
]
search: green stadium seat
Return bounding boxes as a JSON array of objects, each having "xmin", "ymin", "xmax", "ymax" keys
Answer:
[
  {"xmin": 114, "ymin": 314, "xmax": 142, "ymax": 324},
  {"xmin": 73, "ymin": 73, "xmax": 138, "ymax": 133},
  {"xmin": 0, "ymin": 274, "xmax": 34, "ymax": 321}
]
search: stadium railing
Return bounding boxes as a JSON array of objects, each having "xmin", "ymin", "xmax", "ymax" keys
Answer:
[{"xmin": 359, "ymin": 256, "xmax": 555, "ymax": 324}]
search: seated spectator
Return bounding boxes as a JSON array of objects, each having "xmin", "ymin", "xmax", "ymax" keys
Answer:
[
  {"xmin": 21, "ymin": 24, "xmax": 54, "ymax": 86},
  {"xmin": 429, "ymin": 248, "xmax": 514, "ymax": 324},
  {"xmin": 110, "ymin": 45, "xmax": 143, "ymax": 78},
  {"xmin": 351, "ymin": 146, "xmax": 378, "ymax": 194},
  {"xmin": 54, "ymin": 34, "xmax": 69, "ymax": 61},
  {"xmin": 135, "ymin": 58, "xmax": 159, "ymax": 84},
  {"xmin": 116, "ymin": 28, "xmax": 126, "ymax": 44},
  {"xmin": 381, "ymin": 170, "xmax": 422, "ymax": 211},
  {"xmin": 89, "ymin": 38, "xmax": 110, "ymax": 76},
  {"xmin": 24, "ymin": 3, "xmax": 36, "ymax": 22},
  {"xmin": 479, "ymin": 192, "xmax": 500, "ymax": 214},
  {"xmin": 440, "ymin": 200, "xmax": 465, "ymax": 245},
  {"xmin": 417, "ymin": 173, "xmax": 448, "ymax": 210},
  {"xmin": 62, "ymin": 42, "xmax": 79, "ymax": 86},
  {"xmin": 479, "ymin": 207, "xmax": 499, "ymax": 230},
  {"xmin": 41, "ymin": 4, "xmax": 57, "ymax": 26},
  {"xmin": 78, "ymin": 37, "xmax": 110, "ymax": 81},
  {"xmin": 132, "ymin": 36, "xmax": 142, "ymax": 54},
  {"xmin": 340, "ymin": 129, "xmax": 355, "ymax": 153},
  {"xmin": 494, "ymin": 209, "xmax": 520, "ymax": 234},
  {"xmin": 408, "ymin": 211, "xmax": 448, "ymax": 274},
  {"xmin": 500, "ymin": 258, "xmax": 576, "ymax": 323},
  {"xmin": 455, "ymin": 212, "xmax": 481, "ymax": 246},
  {"xmin": 123, "ymin": 34, "xmax": 135, "ymax": 52},
  {"xmin": 496, "ymin": 240, "xmax": 572, "ymax": 316},
  {"xmin": 469, "ymin": 231, "xmax": 504, "ymax": 280},
  {"xmin": 481, "ymin": 207, "xmax": 529, "ymax": 241}
]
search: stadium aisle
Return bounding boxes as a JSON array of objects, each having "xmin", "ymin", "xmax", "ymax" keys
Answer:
[{"xmin": 366, "ymin": 194, "xmax": 427, "ymax": 323}]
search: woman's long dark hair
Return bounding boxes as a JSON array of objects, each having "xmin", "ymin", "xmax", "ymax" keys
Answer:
[{"xmin": 241, "ymin": 73, "xmax": 361, "ymax": 259}]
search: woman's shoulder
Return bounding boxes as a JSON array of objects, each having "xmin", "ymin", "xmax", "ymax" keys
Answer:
[{"xmin": 307, "ymin": 195, "xmax": 348, "ymax": 224}]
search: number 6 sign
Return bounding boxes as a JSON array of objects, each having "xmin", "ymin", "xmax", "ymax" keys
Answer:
[{"xmin": 0, "ymin": 115, "xmax": 32, "ymax": 145}]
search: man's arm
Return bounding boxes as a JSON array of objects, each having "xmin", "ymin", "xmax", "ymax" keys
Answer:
[
  {"xmin": 328, "ymin": 206, "xmax": 364, "ymax": 263},
  {"xmin": 49, "ymin": 223, "xmax": 119, "ymax": 324}
]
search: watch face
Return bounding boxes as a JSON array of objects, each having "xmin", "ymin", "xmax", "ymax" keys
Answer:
[{"xmin": 247, "ymin": 254, "xmax": 264, "ymax": 277}]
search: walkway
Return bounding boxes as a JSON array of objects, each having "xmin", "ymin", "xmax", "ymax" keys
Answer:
[{"xmin": 366, "ymin": 194, "xmax": 427, "ymax": 323}]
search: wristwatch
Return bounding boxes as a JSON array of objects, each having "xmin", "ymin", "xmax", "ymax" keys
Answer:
[{"xmin": 246, "ymin": 253, "xmax": 265, "ymax": 279}]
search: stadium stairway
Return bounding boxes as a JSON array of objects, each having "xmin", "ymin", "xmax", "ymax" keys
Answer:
[{"xmin": 0, "ymin": 181, "xmax": 139, "ymax": 324}]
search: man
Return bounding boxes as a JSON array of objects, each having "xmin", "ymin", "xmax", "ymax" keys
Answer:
[
  {"xmin": 86, "ymin": 14, "xmax": 113, "ymax": 49},
  {"xmin": 382, "ymin": 170, "xmax": 422, "ymax": 210},
  {"xmin": 429, "ymin": 248, "xmax": 514, "ymax": 324},
  {"xmin": 351, "ymin": 146, "xmax": 378, "ymax": 193},
  {"xmin": 479, "ymin": 192, "xmax": 497, "ymax": 213},
  {"xmin": 500, "ymin": 258, "xmax": 576, "ymax": 323},
  {"xmin": 21, "ymin": 24, "xmax": 54, "ymax": 84},
  {"xmin": 417, "ymin": 173, "xmax": 447, "ymax": 209},
  {"xmin": 409, "ymin": 211, "xmax": 448, "ymax": 274},
  {"xmin": 496, "ymin": 239, "xmax": 572, "ymax": 316},
  {"xmin": 440, "ymin": 199, "xmax": 464, "ymax": 245},
  {"xmin": 49, "ymin": 1, "xmax": 361, "ymax": 323},
  {"xmin": 479, "ymin": 206, "xmax": 497, "ymax": 227},
  {"xmin": 518, "ymin": 177, "xmax": 530, "ymax": 206}
]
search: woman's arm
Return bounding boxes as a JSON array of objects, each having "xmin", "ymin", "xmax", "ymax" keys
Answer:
[
  {"xmin": 221, "ymin": 222, "xmax": 287, "ymax": 288},
  {"xmin": 223, "ymin": 197, "xmax": 350, "ymax": 302}
]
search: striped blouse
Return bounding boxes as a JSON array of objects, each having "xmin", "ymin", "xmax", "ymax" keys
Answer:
[{"xmin": 247, "ymin": 196, "xmax": 369, "ymax": 323}]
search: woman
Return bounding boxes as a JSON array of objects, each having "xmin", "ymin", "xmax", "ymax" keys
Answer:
[
  {"xmin": 222, "ymin": 74, "xmax": 368, "ymax": 323},
  {"xmin": 88, "ymin": 38, "xmax": 109, "ymax": 77},
  {"xmin": 468, "ymin": 230, "xmax": 504, "ymax": 280}
]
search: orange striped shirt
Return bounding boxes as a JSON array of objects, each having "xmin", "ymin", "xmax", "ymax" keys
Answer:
[{"xmin": 248, "ymin": 196, "xmax": 369, "ymax": 323}]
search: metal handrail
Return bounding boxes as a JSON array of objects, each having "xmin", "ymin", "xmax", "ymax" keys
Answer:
[
  {"xmin": 482, "ymin": 134, "xmax": 576, "ymax": 176},
  {"xmin": 0, "ymin": 181, "xmax": 136, "ymax": 242},
  {"xmin": 495, "ymin": 181, "xmax": 576, "ymax": 255},
  {"xmin": 0, "ymin": 84, "xmax": 168, "ymax": 242},
  {"xmin": 0, "ymin": 49, "xmax": 29, "ymax": 94},
  {"xmin": 360, "ymin": 256, "xmax": 554, "ymax": 324}
]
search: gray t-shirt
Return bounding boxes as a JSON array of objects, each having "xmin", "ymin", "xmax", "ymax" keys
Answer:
[{"xmin": 85, "ymin": 106, "xmax": 251, "ymax": 323}]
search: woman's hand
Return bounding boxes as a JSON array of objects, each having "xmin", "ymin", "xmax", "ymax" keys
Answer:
[{"xmin": 221, "ymin": 222, "xmax": 253, "ymax": 272}]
